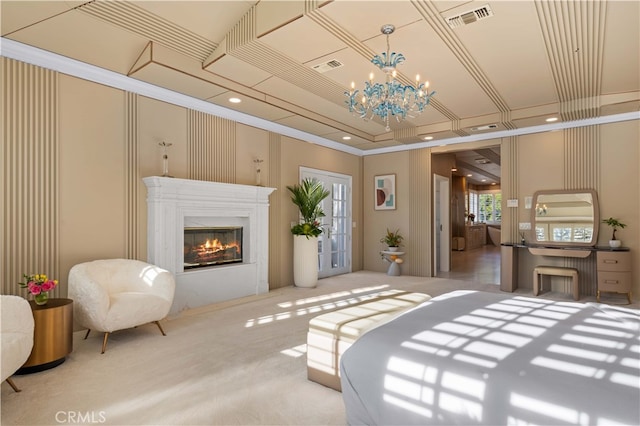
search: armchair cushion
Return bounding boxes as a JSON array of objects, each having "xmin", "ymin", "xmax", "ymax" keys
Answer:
[
  {"xmin": 68, "ymin": 259, "xmax": 175, "ymax": 334},
  {"xmin": 1, "ymin": 295, "xmax": 34, "ymax": 383}
]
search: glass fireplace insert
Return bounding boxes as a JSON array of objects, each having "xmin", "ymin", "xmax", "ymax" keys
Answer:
[{"xmin": 184, "ymin": 226, "xmax": 243, "ymax": 270}]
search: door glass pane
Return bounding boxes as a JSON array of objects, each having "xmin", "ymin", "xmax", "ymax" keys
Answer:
[{"xmin": 301, "ymin": 169, "xmax": 351, "ymax": 278}]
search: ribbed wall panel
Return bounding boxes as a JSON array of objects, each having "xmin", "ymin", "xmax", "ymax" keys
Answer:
[
  {"xmin": 2, "ymin": 58, "xmax": 60, "ymax": 297},
  {"xmin": 565, "ymin": 126, "xmax": 599, "ymax": 190},
  {"xmin": 409, "ymin": 148, "xmax": 432, "ymax": 276},
  {"xmin": 268, "ymin": 133, "xmax": 283, "ymax": 288},
  {"xmin": 124, "ymin": 92, "xmax": 140, "ymax": 259},
  {"xmin": 501, "ymin": 136, "xmax": 520, "ymax": 243},
  {"xmin": 187, "ymin": 111, "xmax": 236, "ymax": 183},
  {"xmin": 562, "ymin": 126, "xmax": 599, "ymax": 295}
]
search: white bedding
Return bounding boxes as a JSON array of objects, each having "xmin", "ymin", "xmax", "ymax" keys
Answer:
[{"xmin": 340, "ymin": 290, "xmax": 640, "ymax": 425}]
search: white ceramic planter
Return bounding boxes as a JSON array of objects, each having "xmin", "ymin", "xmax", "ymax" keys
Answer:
[
  {"xmin": 293, "ymin": 235, "xmax": 319, "ymax": 288},
  {"xmin": 609, "ymin": 239, "xmax": 622, "ymax": 248}
]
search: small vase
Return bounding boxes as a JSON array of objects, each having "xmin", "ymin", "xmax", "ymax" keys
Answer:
[
  {"xmin": 34, "ymin": 293, "xmax": 48, "ymax": 305},
  {"xmin": 609, "ymin": 240, "xmax": 622, "ymax": 248}
]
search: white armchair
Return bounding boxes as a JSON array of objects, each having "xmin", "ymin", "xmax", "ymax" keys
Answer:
[
  {"xmin": 1, "ymin": 295, "xmax": 34, "ymax": 392},
  {"xmin": 68, "ymin": 259, "xmax": 175, "ymax": 353}
]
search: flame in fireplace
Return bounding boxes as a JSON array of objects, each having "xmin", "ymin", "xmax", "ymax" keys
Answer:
[
  {"xmin": 200, "ymin": 238, "xmax": 241, "ymax": 255},
  {"xmin": 184, "ymin": 226, "xmax": 243, "ymax": 269}
]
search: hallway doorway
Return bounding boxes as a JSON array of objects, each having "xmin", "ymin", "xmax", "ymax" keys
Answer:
[{"xmin": 437, "ymin": 245, "xmax": 501, "ymax": 284}]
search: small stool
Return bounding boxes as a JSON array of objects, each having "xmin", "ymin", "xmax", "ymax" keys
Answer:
[{"xmin": 533, "ymin": 266, "xmax": 579, "ymax": 300}]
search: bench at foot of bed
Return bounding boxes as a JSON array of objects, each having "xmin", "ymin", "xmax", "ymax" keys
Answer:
[{"xmin": 306, "ymin": 289, "xmax": 431, "ymax": 391}]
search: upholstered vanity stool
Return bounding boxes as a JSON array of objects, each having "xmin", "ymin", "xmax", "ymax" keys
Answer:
[{"xmin": 533, "ymin": 266, "xmax": 579, "ymax": 300}]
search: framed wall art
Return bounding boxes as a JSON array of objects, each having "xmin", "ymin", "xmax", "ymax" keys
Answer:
[{"xmin": 374, "ymin": 174, "xmax": 396, "ymax": 210}]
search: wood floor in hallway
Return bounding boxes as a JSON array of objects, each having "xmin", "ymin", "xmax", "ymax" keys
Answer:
[{"xmin": 437, "ymin": 244, "xmax": 501, "ymax": 285}]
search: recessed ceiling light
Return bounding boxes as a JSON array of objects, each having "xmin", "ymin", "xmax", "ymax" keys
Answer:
[
  {"xmin": 546, "ymin": 117, "xmax": 558, "ymax": 122},
  {"xmin": 491, "ymin": 182, "xmax": 497, "ymax": 185},
  {"xmin": 467, "ymin": 174, "xmax": 473, "ymax": 177},
  {"xmin": 481, "ymin": 179, "xmax": 487, "ymax": 182},
  {"xmin": 342, "ymin": 136, "xmax": 351, "ymax": 140},
  {"xmin": 451, "ymin": 167, "xmax": 458, "ymax": 172},
  {"xmin": 423, "ymin": 136, "xmax": 434, "ymax": 140},
  {"xmin": 229, "ymin": 97, "xmax": 241, "ymax": 103}
]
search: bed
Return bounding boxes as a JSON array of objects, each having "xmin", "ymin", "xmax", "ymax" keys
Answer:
[{"xmin": 340, "ymin": 290, "xmax": 640, "ymax": 425}]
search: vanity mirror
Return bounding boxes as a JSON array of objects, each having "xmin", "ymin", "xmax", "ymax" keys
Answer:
[{"xmin": 531, "ymin": 189, "xmax": 599, "ymax": 247}]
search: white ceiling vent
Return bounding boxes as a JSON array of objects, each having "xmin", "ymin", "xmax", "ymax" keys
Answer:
[
  {"xmin": 475, "ymin": 158, "xmax": 491, "ymax": 165},
  {"xmin": 446, "ymin": 5, "xmax": 494, "ymax": 29},
  {"xmin": 312, "ymin": 59, "xmax": 343, "ymax": 73},
  {"xmin": 471, "ymin": 124, "xmax": 498, "ymax": 131}
]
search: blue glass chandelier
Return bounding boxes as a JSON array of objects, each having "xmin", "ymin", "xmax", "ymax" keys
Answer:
[{"xmin": 345, "ymin": 24, "xmax": 435, "ymax": 131}]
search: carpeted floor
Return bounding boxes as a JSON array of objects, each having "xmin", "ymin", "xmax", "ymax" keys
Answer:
[{"xmin": 1, "ymin": 271, "xmax": 633, "ymax": 425}]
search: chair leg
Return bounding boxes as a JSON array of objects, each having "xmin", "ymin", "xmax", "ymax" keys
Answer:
[
  {"xmin": 101, "ymin": 332, "xmax": 110, "ymax": 354},
  {"xmin": 84, "ymin": 329, "xmax": 91, "ymax": 340},
  {"xmin": 533, "ymin": 271, "xmax": 540, "ymax": 296},
  {"xmin": 154, "ymin": 321, "xmax": 167, "ymax": 336},
  {"xmin": 6, "ymin": 378, "xmax": 21, "ymax": 392}
]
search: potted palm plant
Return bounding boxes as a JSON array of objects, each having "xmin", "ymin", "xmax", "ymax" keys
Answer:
[
  {"xmin": 602, "ymin": 217, "xmax": 626, "ymax": 248},
  {"xmin": 287, "ymin": 178, "xmax": 330, "ymax": 287}
]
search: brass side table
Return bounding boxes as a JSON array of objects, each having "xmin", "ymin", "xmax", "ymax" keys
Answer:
[{"xmin": 17, "ymin": 298, "xmax": 73, "ymax": 374}]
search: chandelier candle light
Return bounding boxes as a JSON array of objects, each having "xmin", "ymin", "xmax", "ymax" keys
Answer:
[{"xmin": 346, "ymin": 24, "xmax": 435, "ymax": 131}]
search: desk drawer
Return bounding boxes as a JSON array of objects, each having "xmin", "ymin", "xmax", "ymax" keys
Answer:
[
  {"xmin": 596, "ymin": 251, "xmax": 631, "ymax": 272},
  {"xmin": 597, "ymin": 271, "xmax": 631, "ymax": 292}
]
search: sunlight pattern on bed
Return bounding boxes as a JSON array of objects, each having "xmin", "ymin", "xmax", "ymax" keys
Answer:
[{"xmin": 340, "ymin": 290, "xmax": 640, "ymax": 426}]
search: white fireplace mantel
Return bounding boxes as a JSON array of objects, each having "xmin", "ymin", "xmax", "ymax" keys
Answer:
[{"xmin": 143, "ymin": 176, "xmax": 276, "ymax": 314}]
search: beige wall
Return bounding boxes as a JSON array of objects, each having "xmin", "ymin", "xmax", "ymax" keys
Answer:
[
  {"xmin": 2, "ymin": 57, "xmax": 638, "ymax": 301},
  {"xmin": 363, "ymin": 151, "xmax": 412, "ymax": 273},
  {"xmin": 1, "ymin": 58, "xmax": 363, "ymax": 296}
]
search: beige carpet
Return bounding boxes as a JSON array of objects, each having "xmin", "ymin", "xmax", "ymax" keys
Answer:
[{"xmin": 1, "ymin": 271, "xmax": 630, "ymax": 425}]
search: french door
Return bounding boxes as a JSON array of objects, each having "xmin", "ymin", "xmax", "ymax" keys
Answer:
[{"xmin": 300, "ymin": 167, "xmax": 352, "ymax": 278}]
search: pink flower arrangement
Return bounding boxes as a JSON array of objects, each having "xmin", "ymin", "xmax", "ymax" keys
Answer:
[{"xmin": 19, "ymin": 273, "xmax": 58, "ymax": 295}]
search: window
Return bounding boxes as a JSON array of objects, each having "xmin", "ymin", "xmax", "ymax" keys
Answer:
[{"xmin": 468, "ymin": 190, "xmax": 501, "ymax": 224}]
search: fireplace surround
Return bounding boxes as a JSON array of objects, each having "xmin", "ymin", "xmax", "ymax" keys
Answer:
[{"xmin": 143, "ymin": 176, "xmax": 275, "ymax": 314}]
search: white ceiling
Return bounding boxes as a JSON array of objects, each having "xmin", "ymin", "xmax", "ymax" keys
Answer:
[{"xmin": 2, "ymin": 0, "xmax": 639, "ymax": 153}]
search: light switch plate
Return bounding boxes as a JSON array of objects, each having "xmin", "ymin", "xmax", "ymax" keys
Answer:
[{"xmin": 524, "ymin": 196, "xmax": 532, "ymax": 209}]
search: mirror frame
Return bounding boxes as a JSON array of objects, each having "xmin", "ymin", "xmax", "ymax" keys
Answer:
[{"xmin": 530, "ymin": 189, "xmax": 599, "ymax": 247}]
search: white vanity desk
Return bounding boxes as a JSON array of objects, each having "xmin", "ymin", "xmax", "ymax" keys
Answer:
[
  {"xmin": 501, "ymin": 189, "xmax": 631, "ymax": 303},
  {"xmin": 501, "ymin": 243, "xmax": 631, "ymax": 303}
]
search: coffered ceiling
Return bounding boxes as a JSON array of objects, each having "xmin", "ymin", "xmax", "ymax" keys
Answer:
[{"xmin": 2, "ymin": 0, "xmax": 639, "ymax": 152}]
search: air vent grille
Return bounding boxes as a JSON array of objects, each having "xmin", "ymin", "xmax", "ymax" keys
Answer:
[
  {"xmin": 471, "ymin": 124, "xmax": 498, "ymax": 131},
  {"xmin": 312, "ymin": 59, "xmax": 343, "ymax": 73},
  {"xmin": 475, "ymin": 158, "xmax": 491, "ymax": 165},
  {"xmin": 446, "ymin": 5, "xmax": 494, "ymax": 29}
]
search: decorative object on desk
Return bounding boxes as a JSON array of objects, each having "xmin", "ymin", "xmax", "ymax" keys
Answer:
[
  {"xmin": 287, "ymin": 178, "xmax": 330, "ymax": 288},
  {"xmin": 345, "ymin": 24, "xmax": 435, "ymax": 131},
  {"xmin": 467, "ymin": 213, "xmax": 475, "ymax": 224},
  {"xmin": 18, "ymin": 273, "xmax": 57, "ymax": 305},
  {"xmin": 253, "ymin": 158, "xmax": 264, "ymax": 186},
  {"xmin": 158, "ymin": 141, "xmax": 173, "ymax": 177},
  {"xmin": 374, "ymin": 174, "xmax": 396, "ymax": 210},
  {"xmin": 602, "ymin": 217, "xmax": 626, "ymax": 248},
  {"xmin": 520, "ymin": 232, "xmax": 526, "ymax": 245},
  {"xmin": 380, "ymin": 228, "xmax": 403, "ymax": 251}
]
